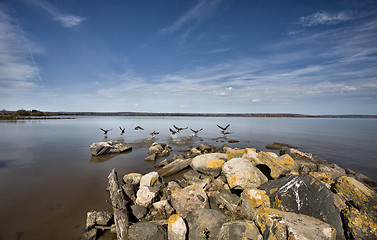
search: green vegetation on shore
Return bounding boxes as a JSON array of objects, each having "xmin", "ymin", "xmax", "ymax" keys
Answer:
[{"xmin": 0, "ymin": 109, "xmax": 53, "ymax": 120}]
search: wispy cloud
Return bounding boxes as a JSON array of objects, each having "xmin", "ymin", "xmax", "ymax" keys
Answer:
[
  {"xmin": 27, "ymin": 0, "xmax": 85, "ymax": 29},
  {"xmin": 159, "ymin": 0, "xmax": 223, "ymax": 42},
  {"xmin": 298, "ymin": 11, "xmax": 354, "ymax": 26},
  {"xmin": 0, "ymin": 7, "xmax": 42, "ymax": 95}
]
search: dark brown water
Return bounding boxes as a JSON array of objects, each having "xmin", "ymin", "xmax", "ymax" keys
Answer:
[{"xmin": 0, "ymin": 116, "xmax": 376, "ymax": 240}]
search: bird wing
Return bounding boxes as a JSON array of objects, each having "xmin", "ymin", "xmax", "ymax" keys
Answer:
[
  {"xmin": 190, "ymin": 128, "xmax": 196, "ymax": 133},
  {"xmin": 100, "ymin": 128, "xmax": 106, "ymax": 132},
  {"xmin": 173, "ymin": 125, "xmax": 180, "ymax": 130},
  {"xmin": 217, "ymin": 125, "xmax": 225, "ymax": 130},
  {"xmin": 198, "ymin": 128, "xmax": 203, "ymax": 132},
  {"xmin": 225, "ymin": 124, "xmax": 230, "ymax": 130}
]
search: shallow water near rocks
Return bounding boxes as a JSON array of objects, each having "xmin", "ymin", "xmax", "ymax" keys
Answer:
[{"xmin": 0, "ymin": 116, "xmax": 376, "ymax": 240}]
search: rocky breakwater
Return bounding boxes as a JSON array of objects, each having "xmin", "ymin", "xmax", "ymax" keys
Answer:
[{"xmin": 84, "ymin": 144, "xmax": 377, "ymax": 240}]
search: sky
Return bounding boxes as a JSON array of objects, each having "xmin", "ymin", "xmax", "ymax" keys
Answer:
[{"xmin": 0, "ymin": 0, "xmax": 377, "ymax": 114}]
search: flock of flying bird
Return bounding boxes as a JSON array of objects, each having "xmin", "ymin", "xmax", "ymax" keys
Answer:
[{"xmin": 99, "ymin": 124, "xmax": 231, "ymax": 137}]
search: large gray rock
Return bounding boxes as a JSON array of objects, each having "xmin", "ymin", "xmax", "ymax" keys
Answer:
[
  {"xmin": 128, "ymin": 222, "xmax": 168, "ymax": 240},
  {"xmin": 191, "ymin": 153, "xmax": 227, "ymax": 177},
  {"xmin": 131, "ymin": 204, "xmax": 148, "ymax": 220},
  {"xmin": 260, "ymin": 174, "xmax": 345, "ymax": 240},
  {"xmin": 222, "ymin": 158, "xmax": 268, "ymax": 190},
  {"xmin": 215, "ymin": 220, "xmax": 262, "ymax": 240},
  {"xmin": 170, "ymin": 184, "xmax": 209, "ymax": 218},
  {"xmin": 254, "ymin": 207, "xmax": 337, "ymax": 240},
  {"xmin": 186, "ymin": 209, "xmax": 228, "ymax": 240},
  {"xmin": 89, "ymin": 140, "xmax": 132, "ymax": 156},
  {"xmin": 157, "ymin": 158, "xmax": 192, "ymax": 177}
]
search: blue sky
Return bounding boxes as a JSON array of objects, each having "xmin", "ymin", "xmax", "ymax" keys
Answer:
[{"xmin": 0, "ymin": 0, "xmax": 376, "ymax": 114}]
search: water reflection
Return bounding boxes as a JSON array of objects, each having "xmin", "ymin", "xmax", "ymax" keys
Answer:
[{"xmin": 89, "ymin": 150, "xmax": 132, "ymax": 164}]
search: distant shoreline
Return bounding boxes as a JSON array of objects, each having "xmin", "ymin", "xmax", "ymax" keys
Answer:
[{"xmin": 53, "ymin": 112, "xmax": 377, "ymax": 118}]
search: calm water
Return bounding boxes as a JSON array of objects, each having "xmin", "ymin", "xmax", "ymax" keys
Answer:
[{"xmin": 0, "ymin": 116, "xmax": 376, "ymax": 240}]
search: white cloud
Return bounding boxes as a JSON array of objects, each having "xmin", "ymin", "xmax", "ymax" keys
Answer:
[
  {"xmin": 159, "ymin": 0, "xmax": 222, "ymax": 41},
  {"xmin": 298, "ymin": 11, "xmax": 353, "ymax": 26},
  {"xmin": 0, "ymin": 8, "xmax": 42, "ymax": 94},
  {"xmin": 27, "ymin": 0, "xmax": 85, "ymax": 28}
]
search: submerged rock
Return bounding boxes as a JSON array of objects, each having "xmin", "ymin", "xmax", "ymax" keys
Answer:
[{"xmin": 89, "ymin": 140, "xmax": 132, "ymax": 156}]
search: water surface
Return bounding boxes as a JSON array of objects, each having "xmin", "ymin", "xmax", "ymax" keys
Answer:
[{"xmin": 0, "ymin": 116, "xmax": 376, "ymax": 240}]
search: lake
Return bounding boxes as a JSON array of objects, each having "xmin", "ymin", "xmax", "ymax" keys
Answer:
[{"xmin": 0, "ymin": 116, "xmax": 376, "ymax": 240}]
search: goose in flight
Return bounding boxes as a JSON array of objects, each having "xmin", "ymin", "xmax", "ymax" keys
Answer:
[
  {"xmin": 150, "ymin": 130, "xmax": 159, "ymax": 136},
  {"xmin": 217, "ymin": 124, "xmax": 230, "ymax": 131},
  {"xmin": 119, "ymin": 127, "xmax": 125, "ymax": 135},
  {"xmin": 134, "ymin": 126, "xmax": 144, "ymax": 130},
  {"xmin": 169, "ymin": 128, "xmax": 178, "ymax": 135},
  {"xmin": 173, "ymin": 125, "xmax": 188, "ymax": 132},
  {"xmin": 190, "ymin": 128, "xmax": 203, "ymax": 134},
  {"xmin": 100, "ymin": 128, "xmax": 112, "ymax": 134}
]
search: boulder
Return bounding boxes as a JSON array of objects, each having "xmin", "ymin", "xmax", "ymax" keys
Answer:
[
  {"xmin": 86, "ymin": 211, "xmax": 113, "ymax": 229},
  {"xmin": 215, "ymin": 190, "xmax": 240, "ymax": 213},
  {"xmin": 145, "ymin": 153, "xmax": 157, "ymax": 161},
  {"xmin": 139, "ymin": 172, "xmax": 162, "ymax": 188},
  {"xmin": 89, "ymin": 140, "xmax": 132, "ymax": 156},
  {"xmin": 191, "ymin": 153, "xmax": 227, "ymax": 177},
  {"xmin": 184, "ymin": 147, "xmax": 202, "ymax": 158},
  {"xmin": 122, "ymin": 183, "xmax": 137, "ymax": 202},
  {"xmin": 226, "ymin": 148, "xmax": 248, "ymax": 160},
  {"xmin": 341, "ymin": 207, "xmax": 377, "ymax": 239},
  {"xmin": 254, "ymin": 207, "xmax": 337, "ymax": 240},
  {"xmin": 240, "ymin": 189, "xmax": 270, "ymax": 220},
  {"xmin": 317, "ymin": 163, "xmax": 346, "ymax": 180},
  {"xmin": 123, "ymin": 173, "xmax": 142, "ymax": 185},
  {"xmin": 83, "ymin": 228, "xmax": 98, "ymax": 240},
  {"xmin": 148, "ymin": 142, "xmax": 172, "ymax": 158},
  {"xmin": 260, "ymin": 174, "xmax": 345, "ymax": 240},
  {"xmin": 283, "ymin": 148, "xmax": 328, "ymax": 165},
  {"xmin": 130, "ymin": 204, "xmax": 148, "ymax": 220},
  {"xmin": 215, "ymin": 220, "xmax": 262, "ymax": 240},
  {"xmin": 333, "ymin": 176, "xmax": 377, "ymax": 221},
  {"xmin": 222, "ymin": 158, "xmax": 268, "ymax": 190},
  {"xmin": 157, "ymin": 158, "xmax": 192, "ymax": 177},
  {"xmin": 247, "ymin": 150, "xmax": 298, "ymax": 179},
  {"xmin": 168, "ymin": 214, "xmax": 187, "ymax": 240},
  {"xmin": 128, "ymin": 222, "xmax": 168, "ymax": 240},
  {"xmin": 183, "ymin": 169, "xmax": 201, "ymax": 181},
  {"xmin": 152, "ymin": 200, "xmax": 174, "ymax": 217},
  {"xmin": 345, "ymin": 168, "xmax": 377, "ymax": 191},
  {"xmin": 186, "ymin": 209, "xmax": 228, "ymax": 240},
  {"xmin": 170, "ymin": 184, "xmax": 209, "ymax": 218},
  {"xmin": 135, "ymin": 186, "xmax": 158, "ymax": 207}
]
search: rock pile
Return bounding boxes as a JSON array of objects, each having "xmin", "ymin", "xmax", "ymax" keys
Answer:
[{"xmin": 84, "ymin": 143, "xmax": 377, "ymax": 240}]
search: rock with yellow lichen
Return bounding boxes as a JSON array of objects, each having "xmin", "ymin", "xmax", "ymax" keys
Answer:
[
  {"xmin": 333, "ymin": 176, "xmax": 377, "ymax": 222},
  {"xmin": 245, "ymin": 149, "xmax": 298, "ymax": 179},
  {"xmin": 85, "ymin": 144, "xmax": 377, "ymax": 240},
  {"xmin": 190, "ymin": 153, "xmax": 227, "ymax": 177},
  {"xmin": 240, "ymin": 189, "xmax": 270, "ymax": 220},
  {"xmin": 168, "ymin": 214, "xmax": 187, "ymax": 240},
  {"xmin": 341, "ymin": 207, "xmax": 377, "ymax": 240},
  {"xmin": 222, "ymin": 157, "xmax": 268, "ymax": 190},
  {"xmin": 216, "ymin": 220, "xmax": 262, "ymax": 240},
  {"xmin": 254, "ymin": 207, "xmax": 337, "ymax": 240},
  {"xmin": 260, "ymin": 174, "xmax": 345, "ymax": 240}
]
